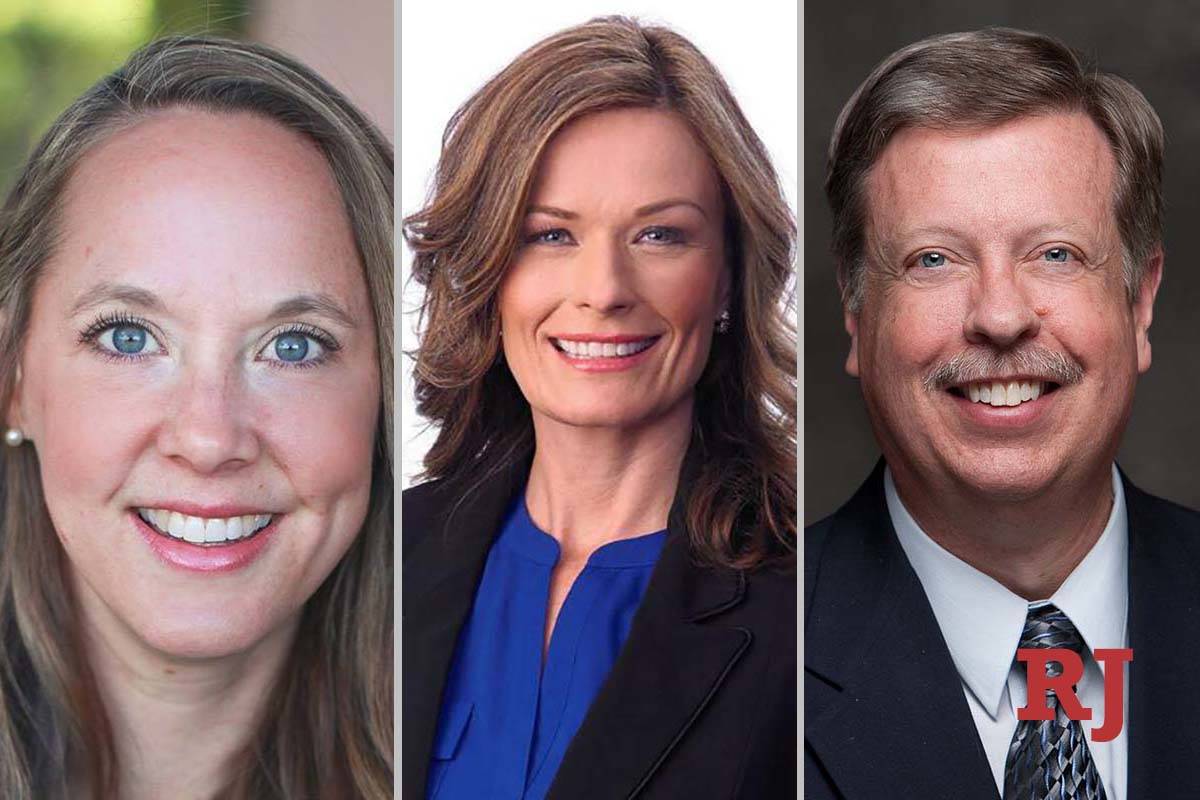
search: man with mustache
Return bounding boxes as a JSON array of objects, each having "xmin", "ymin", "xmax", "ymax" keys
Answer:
[{"xmin": 805, "ymin": 28, "xmax": 1200, "ymax": 800}]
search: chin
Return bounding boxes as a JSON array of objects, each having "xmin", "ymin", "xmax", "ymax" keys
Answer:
[
  {"xmin": 542, "ymin": 401, "xmax": 660, "ymax": 430},
  {"xmin": 130, "ymin": 603, "xmax": 281, "ymax": 660},
  {"xmin": 946, "ymin": 450, "xmax": 1064, "ymax": 501}
]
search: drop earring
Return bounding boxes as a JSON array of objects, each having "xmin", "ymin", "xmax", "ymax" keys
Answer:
[
  {"xmin": 716, "ymin": 310, "xmax": 731, "ymax": 334},
  {"xmin": 4, "ymin": 428, "xmax": 24, "ymax": 447}
]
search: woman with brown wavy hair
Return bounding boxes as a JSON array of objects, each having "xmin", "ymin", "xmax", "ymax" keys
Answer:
[
  {"xmin": 403, "ymin": 16, "xmax": 795, "ymax": 799},
  {"xmin": 0, "ymin": 37, "xmax": 392, "ymax": 798}
]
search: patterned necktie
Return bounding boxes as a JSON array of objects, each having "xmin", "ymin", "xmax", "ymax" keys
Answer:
[{"xmin": 1003, "ymin": 604, "xmax": 1107, "ymax": 800}]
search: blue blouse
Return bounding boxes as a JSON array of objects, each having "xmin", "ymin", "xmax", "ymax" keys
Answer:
[{"xmin": 426, "ymin": 496, "xmax": 668, "ymax": 800}]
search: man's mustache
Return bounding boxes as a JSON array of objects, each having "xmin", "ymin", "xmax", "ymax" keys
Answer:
[{"xmin": 923, "ymin": 347, "xmax": 1084, "ymax": 392}]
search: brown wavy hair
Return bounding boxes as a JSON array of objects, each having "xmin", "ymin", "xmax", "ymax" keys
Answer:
[
  {"xmin": 404, "ymin": 16, "xmax": 795, "ymax": 570},
  {"xmin": 0, "ymin": 37, "xmax": 393, "ymax": 799}
]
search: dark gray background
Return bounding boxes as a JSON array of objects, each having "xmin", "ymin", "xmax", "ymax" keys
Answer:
[{"xmin": 805, "ymin": 0, "xmax": 1200, "ymax": 524}]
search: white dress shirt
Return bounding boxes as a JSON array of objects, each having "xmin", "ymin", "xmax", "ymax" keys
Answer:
[{"xmin": 886, "ymin": 466, "xmax": 1129, "ymax": 798}]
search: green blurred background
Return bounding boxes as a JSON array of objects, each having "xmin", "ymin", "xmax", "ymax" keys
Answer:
[{"xmin": 0, "ymin": 0, "xmax": 248, "ymax": 193}]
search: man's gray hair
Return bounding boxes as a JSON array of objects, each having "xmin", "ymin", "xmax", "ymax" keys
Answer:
[{"xmin": 827, "ymin": 27, "xmax": 1164, "ymax": 312}]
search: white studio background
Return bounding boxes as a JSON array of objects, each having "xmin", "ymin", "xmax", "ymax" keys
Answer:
[{"xmin": 399, "ymin": 0, "xmax": 799, "ymax": 489}]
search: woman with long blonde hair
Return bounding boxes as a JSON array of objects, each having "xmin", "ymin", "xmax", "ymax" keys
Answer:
[{"xmin": 0, "ymin": 36, "xmax": 393, "ymax": 799}]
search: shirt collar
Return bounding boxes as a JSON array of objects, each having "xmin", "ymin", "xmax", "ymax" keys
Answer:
[{"xmin": 885, "ymin": 465, "xmax": 1128, "ymax": 718}]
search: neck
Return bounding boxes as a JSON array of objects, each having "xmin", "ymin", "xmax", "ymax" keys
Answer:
[
  {"xmin": 524, "ymin": 397, "xmax": 693, "ymax": 561},
  {"xmin": 890, "ymin": 462, "xmax": 1115, "ymax": 600},
  {"xmin": 75, "ymin": 584, "xmax": 297, "ymax": 800}
]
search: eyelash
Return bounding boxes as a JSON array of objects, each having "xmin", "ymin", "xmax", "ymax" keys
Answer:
[
  {"xmin": 522, "ymin": 225, "xmax": 688, "ymax": 246},
  {"xmin": 524, "ymin": 227, "xmax": 573, "ymax": 246},
  {"xmin": 77, "ymin": 313, "xmax": 341, "ymax": 369},
  {"xmin": 78, "ymin": 311, "xmax": 161, "ymax": 363},
  {"xmin": 261, "ymin": 324, "xmax": 341, "ymax": 370}
]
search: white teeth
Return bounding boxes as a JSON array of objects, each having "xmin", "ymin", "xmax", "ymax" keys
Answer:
[
  {"xmin": 204, "ymin": 519, "xmax": 227, "ymax": 543},
  {"xmin": 1005, "ymin": 381, "xmax": 1020, "ymax": 407},
  {"xmin": 990, "ymin": 381, "xmax": 1006, "ymax": 407},
  {"xmin": 959, "ymin": 380, "xmax": 1048, "ymax": 407},
  {"xmin": 137, "ymin": 508, "xmax": 273, "ymax": 544},
  {"xmin": 183, "ymin": 516, "xmax": 205, "ymax": 544},
  {"xmin": 553, "ymin": 337, "xmax": 655, "ymax": 359}
]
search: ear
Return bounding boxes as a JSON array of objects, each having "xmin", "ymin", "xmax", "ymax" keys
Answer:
[
  {"xmin": 1133, "ymin": 247, "xmax": 1164, "ymax": 374},
  {"xmin": 844, "ymin": 306, "xmax": 861, "ymax": 377}
]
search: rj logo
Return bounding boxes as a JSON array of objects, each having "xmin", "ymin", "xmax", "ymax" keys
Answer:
[{"xmin": 1015, "ymin": 648, "xmax": 1133, "ymax": 742}]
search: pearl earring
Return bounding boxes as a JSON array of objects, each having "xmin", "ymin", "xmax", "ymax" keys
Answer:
[
  {"xmin": 716, "ymin": 310, "xmax": 731, "ymax": 334},
  {"xmin": 4, "ymin": 428, "xmax": 24, "ymax": 447}
]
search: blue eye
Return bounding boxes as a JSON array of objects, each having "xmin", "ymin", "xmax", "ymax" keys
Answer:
[
  {"xmin": 637, "ymin": 226, "xmax": 685, "ymax": 245},
  {"xmin": 1043, "ymin": 248, "xmax": 1071, "ymax": 263},
  {"xmin": 86, "ymin": 318, "xmax": 163, "ymax": 359},
  {"xmin": 258, "ymin": 327, "xmax": 337, "ymax": 367},
  {"xmin": 526, "ymin": 228, "xmax": 573, "ymax": 246},
  {"xmin": 113, "ymin": 325, "xmax": 146, "ymax": 353},
  {"xmin": 274, "ymin": 333, "xmax": 309, "ymax": 362},
  {"xmin": 918, "ymin": 252, "xmax": 946, "ymax": 268}
]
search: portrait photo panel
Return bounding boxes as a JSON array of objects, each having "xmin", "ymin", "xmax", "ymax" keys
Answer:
[
  {"xmin": 400, "ymin": 1, "xmax": 797, "ymax": 798},
  {"xmin": 0, "ymin": 1, "xmax": 393, "ymax": 797},
  {"xmin": 805, "ymin": 1, "xmax": 1200, "ymax": 797}
]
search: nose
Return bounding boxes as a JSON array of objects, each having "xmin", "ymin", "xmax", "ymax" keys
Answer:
[
  {"xmin": 156, "ymin": 363, "xmax": 260, "ymax": 474},
  {"xmin": 570, "ymin": 238, "xmax": 636, "ymax": 315},
  {"xmin": 963, "ymin": 260, "xmax": 1041, "ymax": 348}
]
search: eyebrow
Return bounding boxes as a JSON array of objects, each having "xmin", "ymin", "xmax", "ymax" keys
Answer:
[
  {"xmin": 71, "ymin": 282, "xmax": 358, "ymax": 329},
  {"xmin": 70, "ymin": 282, "xmax": 166, "ymax": 317},
  {"xmin": 266, "ymin": 293, "xmax": 358, "ymax": 329},
  {"xmin": 634, "ymin": 198, "xmax": 709, "ymax": 220},
  {"xmin": 525, "ymin": 198, "xmax": 710, "ymax": 221},
  {"xmin": 526, "ymin": 205, "xmax": 578, "ymax": 220}
]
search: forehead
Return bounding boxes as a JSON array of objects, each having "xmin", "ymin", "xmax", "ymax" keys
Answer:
[
  {"xmin": 865, "ymin": 112, "xmax": 1117, "ymax": 246},
  {"xmin": 529, "ymin": 107, "xmax": 723, "ymax": 211},
  {"xmin": 45, "ymin": 108, "xmax": 363, "ymax": 309}
]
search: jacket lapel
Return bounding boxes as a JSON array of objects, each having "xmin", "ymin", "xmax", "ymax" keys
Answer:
[
  {"xmin": 804, "ymin": 465, "xmax": 997, "ymax": 799},
  {"xmin": 1123, "ymin": 475, "xmax": 1200, "ymax": 798},
  {"xmin": 547, "ymin": 492, "xmax": 751, "ymax": 799},
  {"xmin": 401, "ymin": 460, "xmax": 527, "ymax": 800}
]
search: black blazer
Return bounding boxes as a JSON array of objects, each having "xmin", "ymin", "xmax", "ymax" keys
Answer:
[
  {"xmin": 805, "ymin": 462, "xmax": 1200, "ymax": 799},
  {"xmin": 403, "ymin": 457, "xmax": 796, "ymax": 799}
]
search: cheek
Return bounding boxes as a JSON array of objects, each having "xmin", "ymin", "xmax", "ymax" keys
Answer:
[
  {"xmin": 497, "ymin": 263, "xmax": 556, "ymax": 382},
  {"xmin": 862, "ymin": 290, "xmax": 965, "ymax": 377},
  {"xmin": 250, "ymin": 365, "xmax": 379, "ymax": 513},
  {"xmin": 29, "ymin": 360, "xmax": 157, "ymax": 504},
  {"xmin": 1054, "ymin": 297, "xmax": 1136, "ymax": 376}
]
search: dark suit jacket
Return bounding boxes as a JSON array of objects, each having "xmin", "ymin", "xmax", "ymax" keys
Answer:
[
  {"xmin": 403, "ymin": 457, "xmax": 796, "ymax": 799},
  {"xmin": 805, "ymin": 462, "xmax": 1200, "ymax": 799}
]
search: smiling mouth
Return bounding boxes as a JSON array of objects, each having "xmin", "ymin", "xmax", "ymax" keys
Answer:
[
  {"xmin": 550, "ymin": 336, "xmax": 660, "ymax": 359},
  {"xmin": 947, "ymin": 379, "xmax": 1062, "ymax": 407},
  {"xmin": 135, "ymin": 508, "xmax": 274, "ymax": 546}
]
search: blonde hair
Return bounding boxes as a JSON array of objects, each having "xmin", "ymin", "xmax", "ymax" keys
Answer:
[
  {"xmin": 405, "ymin": 16, "xmax": 795, "ymax": 570},
  {"xmin": 0, "ymin": 36, "xmax": 393, "ymax": 798}
]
